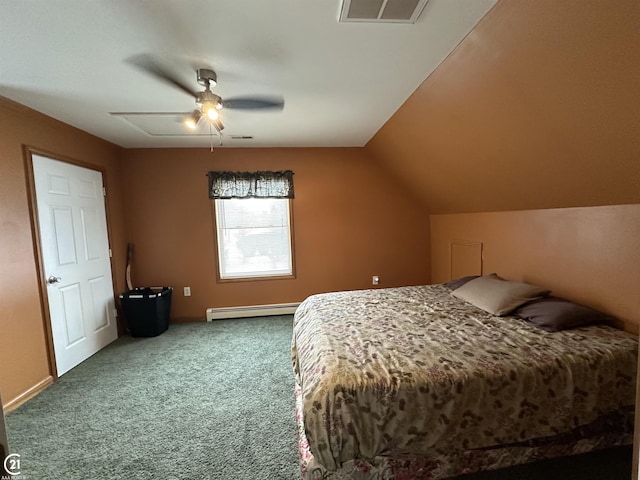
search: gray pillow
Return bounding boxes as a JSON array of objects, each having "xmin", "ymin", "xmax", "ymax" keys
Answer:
[
  {"xmin": 443, "ymin": 275, "xmax": 479, "ymax": 290},
  {"xmin": 452, "ymin": 274, "xmax": 550, "ymax": 316},
  {"xmin": 514, "ymin": 296, "xmax": 615, "ymax": 331}
]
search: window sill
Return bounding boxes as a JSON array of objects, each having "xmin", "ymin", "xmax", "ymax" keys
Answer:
[{"xmin": 216, "ymin": 273, "xmax": 296, "ymax": 284}]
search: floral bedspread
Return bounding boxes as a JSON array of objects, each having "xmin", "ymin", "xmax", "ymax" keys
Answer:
[
  {"xmin": 291, "ymin": 285, "xmax": 638, "ymax": 472},
  {"xmin": 295, "ymin": 382, "xmax": 634, "ymax": 480}
]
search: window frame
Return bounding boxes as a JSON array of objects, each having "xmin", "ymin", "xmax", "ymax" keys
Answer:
[{"xmin": 212, "ymin": 197, "xmax": 296, "ymax": 283}]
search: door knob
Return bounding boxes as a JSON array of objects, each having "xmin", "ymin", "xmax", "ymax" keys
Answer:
[{"xmin": 47, "ymin": 276, "xmax": 62, "ymax": 285}]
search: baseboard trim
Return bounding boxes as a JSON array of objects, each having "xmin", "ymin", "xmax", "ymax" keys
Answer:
[
  {"xmin": 4, "ymin": 375, "xmax": 54, "ymax": 412},
  {"xmin": 206, "ymin": 303, "xmax": 299, "ymax": 321}
]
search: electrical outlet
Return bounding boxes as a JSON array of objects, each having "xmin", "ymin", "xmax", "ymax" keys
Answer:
[
  {"xmin": 372, "ymin": 276, "xmax": 380, "ymax": 286},
  {"xmin": 183, "ymin": 286, "xmax": 191, "ymax": 297}
]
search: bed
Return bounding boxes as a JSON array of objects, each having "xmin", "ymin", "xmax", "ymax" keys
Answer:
[{"xmin": 292, "ymin": 281, "xmax": 637, "ymax": 479}]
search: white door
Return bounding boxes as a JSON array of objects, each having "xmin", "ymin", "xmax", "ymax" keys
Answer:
[{"xmin": 32, "ymin": 154, "xmax": 117, "ymax": 376}]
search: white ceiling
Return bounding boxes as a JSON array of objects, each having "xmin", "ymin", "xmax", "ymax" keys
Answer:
[{"xmin": 0, "ymin": 0, "xmax": 496, "ymax": 148}]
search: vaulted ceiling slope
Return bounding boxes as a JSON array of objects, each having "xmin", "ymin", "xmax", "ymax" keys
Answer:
[{"xmin": 366, "ymin": 0, "xmax": 640, "ymax": 214}]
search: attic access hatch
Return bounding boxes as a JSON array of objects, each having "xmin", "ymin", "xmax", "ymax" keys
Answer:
[{"xmin": 340, "ymin": 0, "xmax": 429, "ymax": 23}]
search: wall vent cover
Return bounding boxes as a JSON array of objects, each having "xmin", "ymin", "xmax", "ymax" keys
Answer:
[{"xmin": 339, "ymin": 0, "xmax": 428, "ymax": 23}]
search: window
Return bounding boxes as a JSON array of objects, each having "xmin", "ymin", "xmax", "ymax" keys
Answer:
[
  {"xmin": 214, "ymin": 198, "xmax": 293, "ymax": 279},
  {"xmin": 207, "ymin": 170, "xmax": 295, "ymax": 281}
]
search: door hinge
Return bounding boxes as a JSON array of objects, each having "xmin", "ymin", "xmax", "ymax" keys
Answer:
[
  {"xmin": 109, "ymin": 249, "xmax": 113, "ymax": 258},
  {"xmin": 103, "ymin": 187, "xmax": 107, "ymax": 197}
]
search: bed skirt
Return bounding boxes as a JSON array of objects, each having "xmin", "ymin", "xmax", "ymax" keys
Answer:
[{"xmin": 295, "ymin": 383, "xmax": 634, "ymax": 480}]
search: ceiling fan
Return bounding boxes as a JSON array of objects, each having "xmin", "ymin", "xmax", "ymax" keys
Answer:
[{"xmin": 127, "ymin": 55, "xmax": 285, "ymax": 132}]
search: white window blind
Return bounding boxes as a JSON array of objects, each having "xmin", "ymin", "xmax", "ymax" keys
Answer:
[{"xmin": 215, "ymin": 198, "xmax": 293, "ymax": 279}]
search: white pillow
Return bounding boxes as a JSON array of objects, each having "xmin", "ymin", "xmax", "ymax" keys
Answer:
[{"xmin": 451, "ymin": 274, "xmax": 550, "ymax": 316}]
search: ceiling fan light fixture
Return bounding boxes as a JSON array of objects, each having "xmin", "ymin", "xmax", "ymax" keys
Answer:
[
  {"xmin": 184, "ymin": 110, "xmax": 202, "ymax": 129},
  {"xmin": 211, "ymin": 117, "xmax": 225, "ymax": 132},
  {"xmin": 200, "ymin": 100, "xmax": 221, "ymax": 120},
  {"xmin": 206, "ymin": 108, "xmax": 219, "ymax": 121}
]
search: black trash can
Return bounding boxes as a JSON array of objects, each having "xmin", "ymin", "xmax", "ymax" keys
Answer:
[{"xmin": 119, "ymin": 287, "xmax": 172, "ymax": 337}]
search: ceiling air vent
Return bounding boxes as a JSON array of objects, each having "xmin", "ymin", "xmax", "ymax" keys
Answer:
[{"xmin": 339, "ymin": 0, "xmax": 429, "ymax": 23}]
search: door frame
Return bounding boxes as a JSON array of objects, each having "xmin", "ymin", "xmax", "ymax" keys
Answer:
[{"xmin": 23, "ymin": 146, "xmax": 120, "ymax": 381}]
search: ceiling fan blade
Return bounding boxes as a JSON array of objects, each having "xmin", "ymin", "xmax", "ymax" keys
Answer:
[
  {"xmin": 222, "ymin": 96, "xmax": 284, "ymax": 110},
  {"xmin": 126, "ymin": 54, "xmax": 198, "ymax": 98}
]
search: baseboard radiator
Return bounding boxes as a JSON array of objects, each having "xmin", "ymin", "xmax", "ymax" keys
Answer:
[{"xmin": 206, "ymin": 303, "xmax": 300, "ymax": 321}]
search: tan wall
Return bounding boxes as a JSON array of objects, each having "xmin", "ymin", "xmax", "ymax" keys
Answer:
[
  {"xmin": 367, "ymin": 0, "xmax": 640, "ymax": 214},
  {"xmin": 120, "ymin": 147, "xmax": 431, "ymax": 320},
  {"xmin": 0, "ymin": 97, "xmax": 127, "ymax": 407},
  {"xmin": 431, "ymin": 204, "xmax": 640, "ymax": 332}
]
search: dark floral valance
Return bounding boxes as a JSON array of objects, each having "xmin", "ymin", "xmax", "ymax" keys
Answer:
[{"xmin": 208, "ymin": 170, "xmax": 294, "ymax": 199}]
